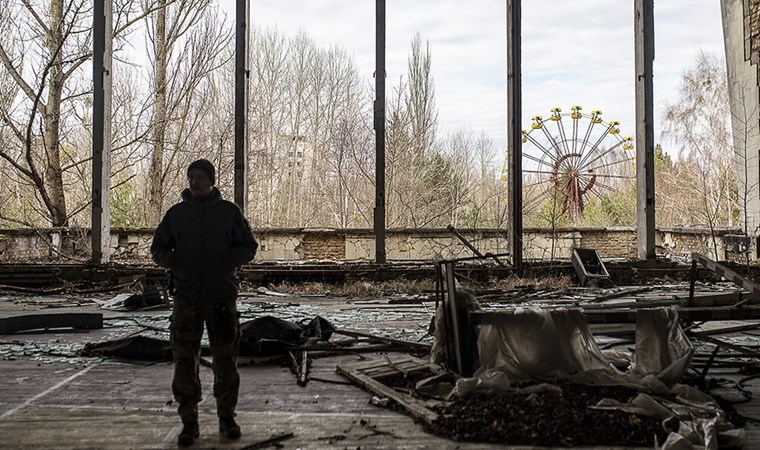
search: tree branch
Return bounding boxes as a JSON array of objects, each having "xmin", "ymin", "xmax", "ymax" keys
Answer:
[
  {"xmin": 0, "ymin": 44, "xmax": 45, "ymax": 111},
  {"xmin": 20, "ymin": 0, "xmax": 51, "ymax": 35}
]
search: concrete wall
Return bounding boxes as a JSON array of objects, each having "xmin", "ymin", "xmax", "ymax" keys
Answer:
[
  {"xmin": 0, "ymin": 227, "xmax": 750, "ymax": 263},
  {"xmin": 722, "ymin": 0, "xmax": 760, "ymax": 234}
]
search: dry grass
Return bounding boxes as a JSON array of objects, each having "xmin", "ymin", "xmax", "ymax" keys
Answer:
[
  {"xmin": 267, "ymin": 279, "xmax": 436, "ymax": 298},
  {"xmin": 265, "ymin": 275, "xmax": 574, "ymax": 298},
  {"xmin": 487, "ymin": 274, "xmax": 576, "ymax": 291}
]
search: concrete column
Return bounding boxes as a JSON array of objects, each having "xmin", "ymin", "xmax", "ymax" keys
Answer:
[
  {"xmin": 235, "ymin": 0, "xmax": 250, "ymax": 212},
  {"xmin": 507, "ymin": 0, "xmax": 522, "ymax": 270},
  {"xmin": 374, "ymin": 0, "xmax": 387, "ymax": 264},
  {"xmin": 635, "ymin": 0, "xmax": 656, "ymax": 262},
  {"xmin": 91, "ymin": 0, "xmax": 112, "ymax": 264}
]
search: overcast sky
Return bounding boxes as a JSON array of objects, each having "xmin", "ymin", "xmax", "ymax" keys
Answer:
[{"xmin": 243, "ymin": 0, "xmax": 726, "ymax": 155}]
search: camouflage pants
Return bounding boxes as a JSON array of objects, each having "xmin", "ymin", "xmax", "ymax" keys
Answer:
[{"xmin": 170, "ymin": 296, "xmax": 240, "ymax": 423}]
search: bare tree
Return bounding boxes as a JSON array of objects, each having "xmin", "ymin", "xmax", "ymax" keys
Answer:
[
  {"xmin": 386, "ymin": 33, "xmax": 474, "ymax": 228},
  {"xmin": 406, "ymin": 33, "xmax": 437, "ymax": 154},
  {"xmin": 661, "ymin": 50, "xmax": 736, "ymax": 259},
  {"xmin": 304, "ymin": 42, "xmax": 367, "ymax": 226},
  {"xmin": 248, "ymin": 26, "xmax": 290, "ymax": 227},
  {"xmin": 143, "ymin": 0, "xmax": 231, "ymax": 225},
  {"xmin": 0, "ymin": 0, "xmax": 160, "ymax": 227},
  {"xmin": 247, "ymin": 28, "xmax": 370, "ymax": 228},
  {"xmin": 278, "ymin": 31, "xmax": 314, "ymax": 226},
  {"xmin": 450, "ymin": 131, "xmax": 505, "ymax": 228},
  {"xmin": 0, "ymin": 9, "xmax": 512, "ymax": 233},
  {"xmin": 0, "ymin": 0, "xmax": 94, "ymax": 226},
  {"xmin": 325, "ymin": 112, "xmax": 374, "ymax": 227}
]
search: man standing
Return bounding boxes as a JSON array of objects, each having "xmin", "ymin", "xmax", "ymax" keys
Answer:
[{"xmin": 151, "ymin": 159, "xmax": 258, "ymax": 446}]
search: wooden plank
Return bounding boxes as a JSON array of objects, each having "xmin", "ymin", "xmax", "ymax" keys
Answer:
[
  {"xmin": 336, "ymin": 356, "xmax": 417, "ymax": 373},
  {"xmin": 688, "ymin": 291, "xmax": 746, "ymax": 307},
  {"xmin": 365, "ymin": 363, "xmax": 438, "ymax": 380},
  {"xmin": 354, "ymin": 357, "xmax": 437, "ymax": 379},
  {"xmin": 581, "ymin": 298, "xmax": 681, "ymax": 310},
  {"xmin": 337, "ymin": 356, "xmax": 440, "ymax": 424},
  {"xmin": 332, "ymin": 329, "xmax": 431, "ymax": 351},
  {"xmin": 0, "ymin": 312, "xmax": 103, "ymax": 334},
  {"xmin": 688, "ymin": 333, "xmax": 760, "ymax": 357},
  {"xmin": 587, "ymin": 286, "xmax": 653, "ymax": 303},
  {"xmin": 691, "ymin": 253, "xmax": 760, "ymax": 303},
  {"xmin": 691, "ymin": 322, "xmax": 760, "ymax": 336},
  {"xmin": 288, "ymin": 351, "xmax": 309, "ymax": 386},
  {"xmin": 239, "ymin": 432, "xmax": 295, "ymax": 449}
]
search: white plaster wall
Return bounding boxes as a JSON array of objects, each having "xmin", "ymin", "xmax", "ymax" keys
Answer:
[
  {"xmin": 256, "ymin": 233, "xmax": 304, "ymax": 260},
  {"xmin": 660, "ymin": 231, "xmax": 726, "ymax": 259},
  {"xmin": 0, "ymin": 228, "xmax": 747, "ymax": 263},
  {"xmin": 523, "ymin": 232, "xmax": 577, "ymax": 260},
  {"xmin": 345, "ymin": 236, "xmax": 374, "ymax": 260},
  {"xmin": 344, "ymin": 234, "xmax": 511, "ymax": 261},
  {"xmin": 722, "ymin": 0, "xmax": 760, "ymax": 235}
]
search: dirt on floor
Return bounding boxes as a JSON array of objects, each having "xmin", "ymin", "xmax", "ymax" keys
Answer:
[
  {"xmin": 427, "ymin": 382, "xmax": 670, "ymax": 447},
  {"xmin": 2, "ymin": 273, "xmax": 758, "ymax": 448}
]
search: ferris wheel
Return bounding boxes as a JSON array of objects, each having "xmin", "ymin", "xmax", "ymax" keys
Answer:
[{"xmin": 520, "ymin": 106, "xmax": 635, "ymax": 223}]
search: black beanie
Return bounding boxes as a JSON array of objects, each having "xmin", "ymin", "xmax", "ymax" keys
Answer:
[{"xmin": 187, "ymin": 159, "xmax": 215, "ymax": 185}]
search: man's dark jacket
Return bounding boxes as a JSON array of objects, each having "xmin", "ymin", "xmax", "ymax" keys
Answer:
[{"xmin": 151, "ymin": 187, "xmax": 258, "ymax": 302}]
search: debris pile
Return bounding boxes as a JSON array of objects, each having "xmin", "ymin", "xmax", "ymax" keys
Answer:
[
  {"xmin": 360, "ymin": 257, "xmax": 752, "ymax": 449},
  {"xmin": 427, "ymin": 382, "xmax": 668, "ymax": 447}
]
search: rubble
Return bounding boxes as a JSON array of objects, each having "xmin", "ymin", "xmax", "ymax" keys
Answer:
[
  {"xmin": 2, "ymin": 253, "xmax": 760, "ymax": 448},
  {"xmin": 339, "ymin": 253, "xmax": 755, "ymax": 448},
  {"xmin": 427, "ymin": 382, "xmax": 668, "ymax": 447}
]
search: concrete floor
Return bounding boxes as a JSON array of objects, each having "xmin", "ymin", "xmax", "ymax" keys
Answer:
[
  {"xmin": 1, "ymin": 288, "xmax": 759, "ymax": 449},
  {"xmin": 0, "ymin": 357, "xmax": 507, "ymax": 449},
  {"xmin": 0, "ymin": 292, "xmax": 507, "ymax": 449}
]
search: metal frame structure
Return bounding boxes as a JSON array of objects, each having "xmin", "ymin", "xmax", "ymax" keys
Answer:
[{"xmin": 90, "ymin": 1, "xmax": 657, "ymax": 266}]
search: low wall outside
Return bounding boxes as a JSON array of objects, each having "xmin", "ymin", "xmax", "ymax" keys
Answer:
[{"xmin": 0, "ymin": 226, "xmax": 753, "ymax": 264}]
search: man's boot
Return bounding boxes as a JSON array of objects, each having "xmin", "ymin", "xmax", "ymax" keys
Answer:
[
  {"xmin": 219, "ymin": 416, "xmax": 241, "ymax": 439},
  {"xmin": 178, "ymin": 421, "xmax": 199, "ymax": 446}
]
